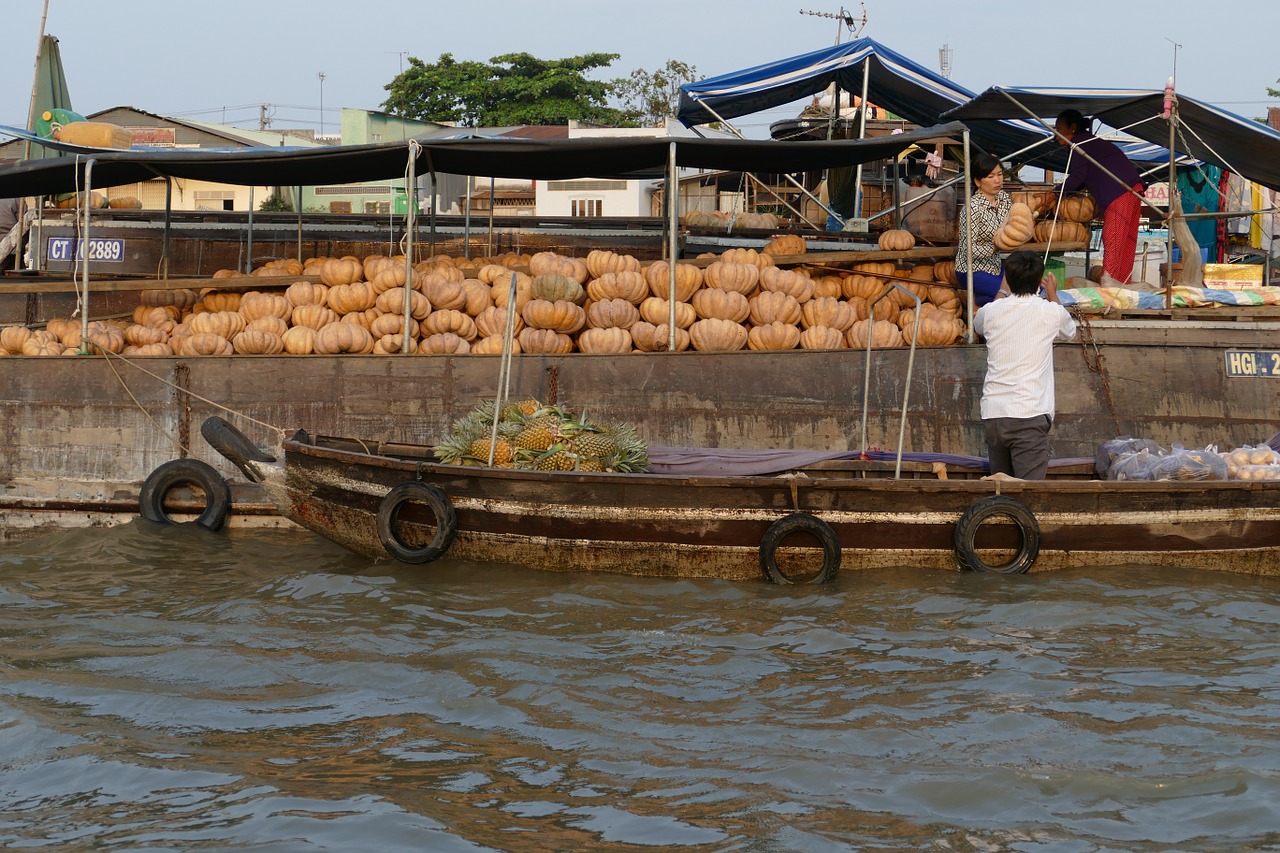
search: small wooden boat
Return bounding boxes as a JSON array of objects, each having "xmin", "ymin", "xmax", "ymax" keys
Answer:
[{"xmin": 198, "ymin": 417, "xmax": 1280, "ymax": 582}]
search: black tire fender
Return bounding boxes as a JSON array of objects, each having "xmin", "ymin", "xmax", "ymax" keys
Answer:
[
  {"xmin": 376, "ymin": 482, "xmax": 458, "ymax": 564},
  {"xmin": 953, "ymin": 495, "xmax": 1040, "ymax": 574},
  {"xmin": 200, "ymin": 416, "xmax": 275, "ymax": 483},
  {"xmin": 759, "ymin": 513, "xmax": 841, "ymax": 585},
  {"xmin": 139, "ymin": 458, "xmax": 232, "ymax": 532}
]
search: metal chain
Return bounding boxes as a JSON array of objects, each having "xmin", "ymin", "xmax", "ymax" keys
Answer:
[{"xmin": 1074, "ymin": 310, "xmax": 1122, "ymax": 436}]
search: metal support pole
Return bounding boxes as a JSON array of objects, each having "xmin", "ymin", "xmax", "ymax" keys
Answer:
[
  {"xmin": 402, "ymin": 142, "xmax": 419, "ymax": 353},
  {"xmin": 246, "ymin": 185, "xmax": 255, "ymax": 274},
  {"xmin": 851, "ymin": 59, "xmax": 872, "ymax": 220},
  {"xmin": 487, "ymin": 175, "xmax": 496, "ymax": 256},
  {"xmin": 1165, "ymin": 103, "xmax": 1177, "ymax": 307},
  {"xmin": 667, "ymin": 141, "xmax": 679, "ymax": 352},
  {"xmin": 428, "ymin": 172, "xmax": 437, "ymax": 258},
  {"xmin": 78, "ymin": 158, "xmax": 95, "ymax": 352},
  {"xmin": 162, "ymin": 178, "xmax": 172, "ymax": 279},
  {"xmin": 296, "ymin": 185, "xmax": 303, "ymax": 263},
  {"xmin": 463, "ymin": 174, "xmax": 473, "ymax": 259},
  {"xmin": 962, "ymin": 131, "xmax": 975, "ymax": 342}
]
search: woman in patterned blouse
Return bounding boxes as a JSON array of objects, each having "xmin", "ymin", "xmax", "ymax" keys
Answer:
[{"xmin": 957, "ymin": 154, "xmax": 1013, "ymax": 307}]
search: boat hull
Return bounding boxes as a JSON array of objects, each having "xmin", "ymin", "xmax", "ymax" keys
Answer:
[{"xmin": 274, "ymin": 434, "xmax": 1280, "ymax": 580}]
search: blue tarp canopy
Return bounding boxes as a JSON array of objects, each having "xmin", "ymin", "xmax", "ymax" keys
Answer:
[
  {"xmin": 676, "ymin": 38, "xmax": 1054, "ymax": 162},
  {"xmin": 945, "ymin": 87, "xmax": 1280, "ymax": 191}
]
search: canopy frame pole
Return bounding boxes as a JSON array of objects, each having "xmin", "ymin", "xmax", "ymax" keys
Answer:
[
  {"xmin": 742, "ymin": 172, "xmax": 823, "ymax": 231},
  {"xmin": 162, "ymin": 178, "xmax": 172, "ymax": 279},
  {"xmin": 667, "ymin": 140, "xmax": 679, "ymax": 352},
  {"xmin": 962, "ymin": 130, "xmax": 975, "ymax": 343},
  {"xmin": 296, "ymin": 185, "xmax": 303, "ymax": 264},
  {"xmin": 78, "ymin": 157, "xmax": 95, "ymax": 353},
  {"xmin": 851, "ymin": 58, "xmax": 872, "ymax": 221},
  {"xmin": 426, "ymin": 154, "xmax": 438, "ymax": 259},
  {"xmin": 463, "ymin": 173, "xmax": 473, "ymax": 259},
  {"xmin": 245, "ymin": 185, "xmax": 255, "ymax": 275},
  {"xmin": 691, "ymin": 96, "xmax": 842, "ymax": 225},
  {"xmin": 402, "ymin": 140, "xmax": 420, "ymax": 354},
  {"xmin": 487, "ymin": 175, "xmax": 496, "ymax": 256},
  {"xmin": 1166, "ymin": 96, "xmax": 1178, "ymax": 307}
]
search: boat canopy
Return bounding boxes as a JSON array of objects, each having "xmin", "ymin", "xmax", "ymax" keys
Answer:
[
  {"xmin": 0, "ymin": 121, "xmax": 966, "ymax": 197},
  {"xmin": 675, "ymin": 38, "xmax": 1053, "ymax": 159},
  {"xmin": 944, "ymin": 86, "xmax": 1280, "ymax": 191}
]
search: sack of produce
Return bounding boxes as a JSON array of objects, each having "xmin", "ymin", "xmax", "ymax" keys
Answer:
[
  {"xmin": 1148, "ymin": 446, "xmax": 1229, "ymax": 482},
  {"xmin": 1108, "ymin": 448, "xmax": 1160, "ymax": 481},
  {"xmin": 1096, "ymin": 436, "xmax": 1164, "ymax": 478}
]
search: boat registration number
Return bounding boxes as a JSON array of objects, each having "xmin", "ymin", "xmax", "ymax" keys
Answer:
[
  {"xmin": 1224, "ymin": 350, "xmax": 1280, "ymax": 378},
  {"xmin": 46, "ymin": 237, "xmax": 126, "ymax": 263}
]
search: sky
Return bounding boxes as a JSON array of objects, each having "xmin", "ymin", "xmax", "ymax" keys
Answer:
[{"xmin": 2, "ymin": 0, "xmax": 1277, "ymax": 139}]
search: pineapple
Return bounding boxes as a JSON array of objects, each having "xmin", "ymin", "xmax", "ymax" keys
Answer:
[
  {"xmin": 535, "ymin": 444, "xmax": 577, "ymax": 471},
  {"xmin": 468, "ymin": 437, "xmax": 514, "ymax": 465},
  {"xmin": 572, "ymin": 431, "xmax": 617, "ymax": 460},
  {"xmin": 577, "ymin": 457, "xmax": 605, "ymax": 473},
  {"xmin": 513, "ymin": 424, "xmax": 556, "ymax": 452}
]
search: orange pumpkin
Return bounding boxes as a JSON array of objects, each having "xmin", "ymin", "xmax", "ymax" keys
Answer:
[
  {"xmin": 644, "ymin": 261, "xmax": 702, "ymax": 302},
  {"xmin": 1033, "ymin": 220, "xmax": 1091, "ymax": 244},
  {"xmin": 1057, "ymin": 194, "xmax": 1097, "ymax": 222},
  {"xmin": 800, "ymin": 296, "xmax": 857, "ymax": 332},
  {"xmin": 586, "ymin": 298, "xmax": 641, "ymax": 330},
  {"xmin": 518, "ymin": 327, "xmax": 574, "ymax": 354},
  {"xmin": 638, "ymin": 297, "xmax": 696, "ymax": 329},
  {"xmin": 846, "ymin": 319, "xmax": 904, "ymax": 349},
  {"xmin": 530, "ymin": 274, "xmax": 586, "ymax": 305},
  {"xmin": 762, "ymin": 234, "xmax": 806, "ymax": 256},
  {"xmin": 375, "ymin": 287, "xmax": 431, "ymax": 320},
  {"xmin": 181, "ymin": 333, "xmax": 235, "ymax": 356},
  {"xmin": 126, "ymin": 343, "xmax": 174, "ymax": 357},
  {"xmin": 878, "ymin": 229, "xmax": 916, "ymax": 252},
  {"xmin": 471, "ymin": 334, "xmax": 523, "ymax": 355},
  {"xmin": 460, "ymin": 280, "xmax": 493, "ymax": 316},
  {"xmin": 703, "ymin": 261, "xmax": 760, "ymax": 296},
  {"xmin": 587, "ymin": 271, "xmax": 648, "ymax": 305},
  {"xmin": 239, "ymin": 292, "xmax": 291, "ymax": 323},
  {"xmin": 326, "ymin": 281, "xmax": 377, "ymax": 315},
  {"xmin": 586, "ymin": 249, "xmax": 642, "ymax": 279},
  {"xmin": 282, "ymin": 326, "xmax": 316, "ymax": 354},
  {"xmin": 721, "ymin": 247, "xmax": 773, "ymax": 269},
  {"xmin": 188, "ymin": 310, "xmax": 246, "ymax": 340},
  {"xmin": 422, "ymin": 275, "xmax": 469, "ymax": 312},
  {"xmin": 422, "ymin": 309, "xmax": 478, "ymax": 340},
  {"xmin": 691, "ymin": 288, "xmax": 750, "ymax": 323},
  {"xmin": 291, "ymin": 304, "xmax": 339, "ymax": 330},
  {"xmin": 232, "ymin": 329, "xmax": 284, "ymax": 355},
  {"xmin": 314, "ymin": 322, "xmax": 374, "ymax": 354},
  {"xmin": 758, "ymin": 266, "xmax": 814, "ymax": 303},
  {"xmin": 577, "ymin": 327, "xmax": 634, "ymax": 354},
  {"xmin": 319, "ymin": 256, "xmax": 363, "ymax": 286},
  {"xmin": 688, "ymin": 318, "xmax": 748, "ymax": 352},
  {"xmin": 747, "ymin": 321, "xmax": 801, "ymax": 351},
  {"xmin": 748, "ymin": 291, "xmax": 802, "ymax": 326},
  {"xmin": 521, "ymin": 299, "xmax": 586, "ymax": 334},
  {"xmin": 370, "ymin": 313, "xmax": 419, "ymax": 339},
  {"xmin": 201, "ymin": 290, "xmax": 241, "ymax": 313},
  {"xmin": 799, "ymin": 325, "xmax": 846, "ymax": 350},
  {"xmin": 286, "ymin": 280, "xmax": 329, "ymax": 307},
  {"xmin": 474, "ymin": 306, "xmax": 525, "ymax": 339},
  {"xmin": 993, "ymin": 203, "xmax": 1035, "ymax": 250},
  {"xmin": 417, "ymin": 333, "xmax": 472, "ymax": 354},
  {"xmin": 630, "ymin": 322, "xmax": 691, "ymax": 352},
  {"xmin": 0, "ymin": 325, "xmax": 32, "ymax": 354},
  {"xmin": 124, "ymin": 324, "xmax": 168, "ymax": 347}
]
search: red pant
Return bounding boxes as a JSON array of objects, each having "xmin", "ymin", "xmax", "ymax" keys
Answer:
[{"xmin": 1102, "ymin": 186, "xmax": 1143, "ymax": 284}]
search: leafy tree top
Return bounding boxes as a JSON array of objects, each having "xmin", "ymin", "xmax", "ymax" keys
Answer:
[{"xmin": 383, "ymin": 52, "xmax": 628, "ymax": 127}]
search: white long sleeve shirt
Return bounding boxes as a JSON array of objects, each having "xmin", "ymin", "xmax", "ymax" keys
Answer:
[{"xmin": 972, "ymin": 294, "xmax": 1077, "ymax": 420}]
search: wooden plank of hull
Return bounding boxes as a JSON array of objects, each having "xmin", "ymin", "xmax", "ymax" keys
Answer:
[{"xmin": 277, "ymin": 439, "xmax": 1280, "ymax": 579}]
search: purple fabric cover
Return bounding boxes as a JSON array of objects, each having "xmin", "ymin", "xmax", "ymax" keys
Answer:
[{"xmin": 646, "ymin": 446, "xmax": 1092, "ymax": 477}]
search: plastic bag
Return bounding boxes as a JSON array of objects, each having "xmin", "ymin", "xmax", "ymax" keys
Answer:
[
  {"xmin": 1147, "ymin": 446, "xmax": 1229, "ymax": 481},
  {"xmin": 1096, "ymin": 437, "xmax": 1164, "ymax": 478},
  {"xmin": 1233, "ymin": 463, "xmax": 1280, "ymax": 481},
  {"xmin": 1108, "ymin": 448, "xmax": 1159, "ymax": 481}
]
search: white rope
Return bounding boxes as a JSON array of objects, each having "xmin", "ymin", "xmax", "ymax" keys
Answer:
[
  {"xmin": 71, "ymin": 153, "xmax": 84, "ymax": 319},
  {"xmin": 1043, "ymin": 144, "xmax": 1076, "ymax": 266}
]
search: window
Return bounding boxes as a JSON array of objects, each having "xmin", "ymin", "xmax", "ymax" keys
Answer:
[
  {"xmin": 329, "ymin": 201, "xmax": 352, "ymax": 213},
  {"xmin": 571, "ymin": 198, "xmax": 603, "ymax": 217},
  {"xmin": 548, "ymin": 180, "xmax": 626, "ymax": 192}
]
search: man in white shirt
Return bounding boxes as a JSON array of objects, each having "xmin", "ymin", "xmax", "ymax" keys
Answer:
[{"xmin": 972, "ymin": 251, "xmax": 1077, "ymax": 479}]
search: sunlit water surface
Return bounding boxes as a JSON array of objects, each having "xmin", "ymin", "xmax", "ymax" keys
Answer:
[{"xmin": 2, "ymin": 522, "xmax": 1279, "ymax": 851}]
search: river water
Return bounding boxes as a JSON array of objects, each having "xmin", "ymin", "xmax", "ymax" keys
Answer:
[{"xmin": 2, "ymin": 523, "xmax": 1279, "ymax": 852}]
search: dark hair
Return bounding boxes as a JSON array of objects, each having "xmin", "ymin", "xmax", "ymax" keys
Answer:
[
  {"xmin": 970, "ymin": 154, "xmax": 1002, "ymax": 188},
  {"xmin": 1056, "ymin": 109, "xmax": 1087, "ymax": 134},
  {"xmin": 1003, "ymin": 251, "xmax": 1044, "ymax": 295}
]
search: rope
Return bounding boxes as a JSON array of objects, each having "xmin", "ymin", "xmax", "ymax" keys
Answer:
[
  {"xmin": 100, "ymin": 348, "xmax": 191, "ymax": 455},
  {"xmin": 1073, "ymin": 309, "xmax": 1122, "ymax": 436},
  {"xmin": 94, "ymin": 347, "xmax": 287, "ymax": 440}
]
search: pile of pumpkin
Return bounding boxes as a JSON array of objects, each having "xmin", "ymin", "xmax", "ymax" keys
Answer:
[
  {"xmin": 0, "ymin": 237, "xmax": 970, "ymax": 358},
  {"xmin": 681, "ymin": 210, "xmax": 784, "ymax": 233},
  {"xmin": 993, "ymin": 194, "xmax": 1095, "ymax": 251}
]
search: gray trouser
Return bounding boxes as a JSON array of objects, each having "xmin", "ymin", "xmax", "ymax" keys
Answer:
[{"xmin": 984, "ymin": 415, "xmax": 1052, "ymax": 479}]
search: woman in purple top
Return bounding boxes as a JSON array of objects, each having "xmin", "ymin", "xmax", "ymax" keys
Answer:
[{"xmin": 1052, "ymin": 109, "xmax": 1145, "ymax": 285}]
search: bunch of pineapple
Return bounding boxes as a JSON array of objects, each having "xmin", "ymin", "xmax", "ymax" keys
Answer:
[{"xmin": 432, "ymin": 398, "xmax": 649, "ymax": 473}]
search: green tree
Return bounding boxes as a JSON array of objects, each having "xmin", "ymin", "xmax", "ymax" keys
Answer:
[
  {"xmin": 1269, "ymin": 78, "xmax": 1279, "ymax": 98},
  {"xmin": 258, "ymin": 191, "xmax": 292, "ymax": 212},
  {"xmin": 612, "ymin": 60, "xmax": 701, "ymax": 127},
  {"xmin": 383, "ymin": 52, "xmax": 628, "ymax": 126}
]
